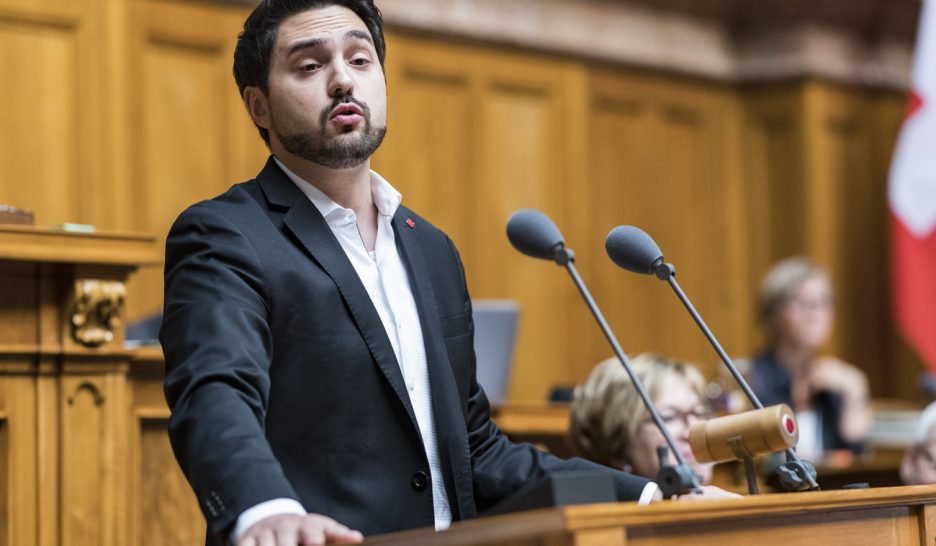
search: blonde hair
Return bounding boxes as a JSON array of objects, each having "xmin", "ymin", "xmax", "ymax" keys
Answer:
[
  {"xmin": 759, "ymin": 256, "xmax": 831, "ymax": 323},
  {"xmin": 569, "ymin": 353, "xmax": 705, "ymax": 468}
]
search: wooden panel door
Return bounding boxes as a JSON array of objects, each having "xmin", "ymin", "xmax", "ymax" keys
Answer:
[
  {"xmin": 0, "ymin": 374, "xmax": 38, "ymax": 546},
  {"xmin": 584, "ymin": 69, "xmax": 743, "ymax": 378},
  {"xmin": 801, "ymin": 82, "xmax": 890, "ymax": 394},
  {"xmin": 0, "ymin": 0, "xmax": 104, "ymax": 227},
  {"xmin": 375, "ymin": 34, "xmax": 476, "ymax": 248},
  {"xmin": 129, "ymin": 356, "xmax": 205, "ymax": 546},
  {"xmin": 123, "ymin": 0, "xmax": 266, "ymax": 321},
  {"xmin": 740, "ymin": 83, "xmax": 808, "ymax": 352},
  {"xmin": 468, "ymin": 51, "xmax": 589, "ymax": 403},
  {"xmin": 59, "ymin": 371, "xmax": 128, "ymax": 546}
]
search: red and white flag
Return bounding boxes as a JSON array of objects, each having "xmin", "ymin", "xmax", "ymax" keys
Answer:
[{"xmin": 890, "ymin": 0, "xmax": 936, "ymax": 374}]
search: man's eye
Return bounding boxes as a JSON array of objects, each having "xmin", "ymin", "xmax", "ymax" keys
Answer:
[
  {"xmin": 350, "ymin": 57, "xmax": 370, "ymax": 66},
  {"xmin": 302, "ymin": 63, "xmax": 321, "ymax": 72}
]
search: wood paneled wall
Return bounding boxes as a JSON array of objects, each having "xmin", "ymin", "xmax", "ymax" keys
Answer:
[
  {"xmin": 378, "ymin": 34, "xmax": 911, "ymax": 402},
  {"xmin": 0, "ymin": 0, "xmax": 916, "ymax": 406}
]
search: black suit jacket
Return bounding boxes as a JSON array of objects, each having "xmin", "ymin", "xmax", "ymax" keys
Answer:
[{"xmin": 160, "ymin": 157, "xmax": 650, "ymax": 543}]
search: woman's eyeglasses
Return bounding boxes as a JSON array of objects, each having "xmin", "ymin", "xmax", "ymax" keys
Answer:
[{"xmin": 639, "ymin": 406, "xmax": 712, "ymax": 429}]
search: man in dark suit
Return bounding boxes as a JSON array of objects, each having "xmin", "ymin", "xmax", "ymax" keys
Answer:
[{"xmin": 161, "ymin": 2, "xmax": 659, "ymax": 545}]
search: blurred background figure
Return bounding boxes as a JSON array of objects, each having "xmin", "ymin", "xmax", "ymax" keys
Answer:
[
  {"xmin": 901, "ymin": 402, "xmax": 936, "ymax": 485},
  {"xmin": 569, "ymin": 354, "xmax": 714, "ymax": 484},
  {"xmin": 747, "ymin": 257, "xmax": 871, "ymax": 462}
]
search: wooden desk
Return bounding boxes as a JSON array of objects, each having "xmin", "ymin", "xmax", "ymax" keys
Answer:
[
  {"xmin": 491, "ymin": 403, "xmax": 574, "ymax": 457},
  {"xmin": 814, "ymin": 448, "xmax": 906, "ymax": 489},
  {"xmin": 492, "ymin": 403, "xmax": 910, "ymax": 493},
  {"xmin": 364, "ymin": 485, "xmax": 936, "ymax": 546}
]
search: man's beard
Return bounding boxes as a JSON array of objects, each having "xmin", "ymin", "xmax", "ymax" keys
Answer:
[{"xmin": 272, "ymin": 96, "xmax": 386, "ymax": 169}]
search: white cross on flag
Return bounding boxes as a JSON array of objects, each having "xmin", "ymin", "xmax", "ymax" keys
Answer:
[{"xmin": 890, "ymin": 0, "xmax": 936, "ymax": 373}]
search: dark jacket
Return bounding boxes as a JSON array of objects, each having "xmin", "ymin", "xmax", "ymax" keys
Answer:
[{"xmin": 160, "ymin": 157, "xmax": 650, "ymax": 544}]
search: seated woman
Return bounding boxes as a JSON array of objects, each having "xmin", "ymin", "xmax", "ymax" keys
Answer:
[
  {"xmin": 748, "ymin": 257, "xmax": 870, "ymax": 460},
  {"xmin": 569, "ymin": 353, "xmax": 715, "ymax": 484}
]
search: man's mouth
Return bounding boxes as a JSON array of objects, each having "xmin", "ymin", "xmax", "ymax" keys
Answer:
[{"xmin": 330, "ymin": 103, "xmax": 364, "ymax": 126}]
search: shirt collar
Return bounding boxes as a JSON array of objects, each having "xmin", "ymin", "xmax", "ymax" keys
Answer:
[{"xmin": 273, "ymin": 156, "xmax": 403, "ymax": 224}]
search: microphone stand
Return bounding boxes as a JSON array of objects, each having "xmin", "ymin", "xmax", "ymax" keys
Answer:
[
  {"xmin": 553, "ymin": 247, "xmax": 702, "ymax": 498},
  {"xmin": 651, "ymin": 261, "xmax": 820, "ymax": 492}
]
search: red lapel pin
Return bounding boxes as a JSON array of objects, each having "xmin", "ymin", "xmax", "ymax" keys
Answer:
[{"xmin": 405, "ymin": 218, "xmax": 415, "ymax": 229}]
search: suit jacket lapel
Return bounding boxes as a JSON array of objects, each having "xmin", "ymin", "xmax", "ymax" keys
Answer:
[
  {"xmin": 256, "ymin": 159, "xmax": 420, "ymax": 435},
  {"xmin": 392, "ymin": 211, "xmax": 475, "ymax": 519}
]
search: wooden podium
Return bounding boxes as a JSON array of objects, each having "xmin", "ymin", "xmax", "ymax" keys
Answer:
[
  {"xmin": 0, "ymin": 226, "xmax": 160, "ymax": 546},
  {"xmin": 364, "ymin": 486, "xmax": 936, "ymax": 545}
]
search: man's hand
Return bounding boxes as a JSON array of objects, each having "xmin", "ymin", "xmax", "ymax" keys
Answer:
[{"xmin": 236, "ymin": 513, "xmax": 363, "ymax": 546}]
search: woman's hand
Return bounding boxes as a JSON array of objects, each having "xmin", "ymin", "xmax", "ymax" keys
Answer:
[{"xmin": 809, "ymin": 357, "xmax": 871, "ymax": 443}]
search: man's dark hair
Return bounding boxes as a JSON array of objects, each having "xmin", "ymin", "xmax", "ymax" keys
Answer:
[{"xmin": 233, "ymin": 0, "xmax": 386, "ymax": 144}]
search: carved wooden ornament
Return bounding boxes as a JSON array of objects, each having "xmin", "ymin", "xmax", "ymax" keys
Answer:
[{"xmin": 72, "ymin": 279, "xmax": 125, "ymax": 347}]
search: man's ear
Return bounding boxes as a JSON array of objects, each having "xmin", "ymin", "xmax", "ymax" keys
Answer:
[{"xmin": 243, "ymin": 86, "xmax": 271, "ymax": 130}]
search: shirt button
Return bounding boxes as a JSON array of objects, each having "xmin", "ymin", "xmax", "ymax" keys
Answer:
[{"xmin": 411, "ymin": 471, "xmax": 429, "ymax": 491}]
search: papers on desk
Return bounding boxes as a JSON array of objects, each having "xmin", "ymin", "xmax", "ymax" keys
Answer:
[{"xmin": 869, "ymin": 409, "xmax": 922, "ymax": 447}]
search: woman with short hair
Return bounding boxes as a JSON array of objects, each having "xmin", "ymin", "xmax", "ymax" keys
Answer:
[
  {"xmin": 569, "ymin": 354, "xmax": 714, "ymax": 484},
  {"xmin": 748, "ymin": 257, "xmax": 870, "ymax": 459}
]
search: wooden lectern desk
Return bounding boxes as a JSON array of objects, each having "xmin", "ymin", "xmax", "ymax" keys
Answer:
[
  {"xmin": 0, "ymin": 225, "xmax": 160, "ymax": 546},
  {"xmin": 364, "ymin": 485, "xmax": 936, "ymax": 546}
]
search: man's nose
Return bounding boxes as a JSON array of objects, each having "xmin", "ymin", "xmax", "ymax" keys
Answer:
[{"xmin": 328, "ymin": 61, "xmax": 354, "ymax": 98}]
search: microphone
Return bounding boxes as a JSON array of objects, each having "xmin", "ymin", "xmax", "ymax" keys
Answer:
[
  {"xmin": 506, "ymin": 210, "xmax": 701, "ymax": 497},
  {"xmin": 689, "ymin": 404, "xmax": 799, "ymax": 463},
  {"xmin": 506, "ymin": 209, "xmax": 570, "ymax": 264},
  {"xmin": 604, "ymin": 225, "xmax": 666, "ymax": 277},
  {"xmin": 605, "ymin": 226, "xmax": 819, "ymax": 493}
]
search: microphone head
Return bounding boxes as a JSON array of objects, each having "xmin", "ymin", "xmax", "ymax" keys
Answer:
[
  {"xmin": 605, "ymin": 225, "xmax": 664, "ymax": 275},
  {"xmin": 506, "ymin": 209, "xmax": 565, "ymax": 262}
]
